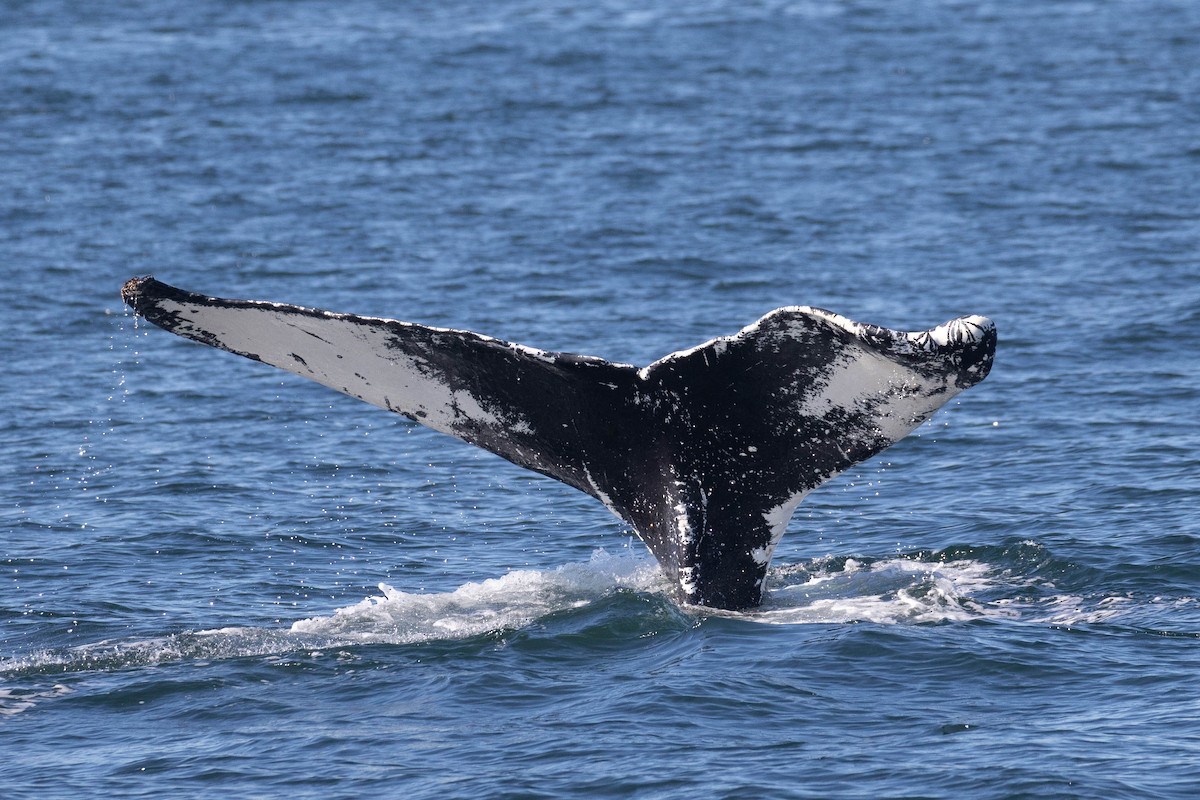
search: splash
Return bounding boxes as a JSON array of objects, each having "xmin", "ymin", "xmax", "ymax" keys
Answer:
[
  {"xmin": 0, "ymin": 549, "xmax": 665, "ymax": 690},
  {"xmin": 744, "ymin": 556, "xmax": 1001, "ymax": 625},
  {"xmin": 290, "ymin": 548, "xmax": 665, "ymax": 641},
  {"xmin": 1, "ymin": 543, "xmax": 1164, "ymax": 707}
]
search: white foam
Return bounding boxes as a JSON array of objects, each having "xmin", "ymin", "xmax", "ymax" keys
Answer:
[
  {"xmin": 0, "ymin": 547, "xmax": 1160, "ymax": 697},
  {"xmin": 0, "ymin": 685, "xmax": 72, "ymax": 717},
  {"xmin": 289, "ymin": 548, "xmax": 664, "ymax": 642},
  {"xmin": 731, "ymin": 556, "xmax": 1003, "ymax": 625},
  {"xmin": 1021, "ymin": 594, "xmax": 1135, "ymax": 626},
  {"xmin": 0, "ymin": 550, "xmax": 665, "ymax": 697}
]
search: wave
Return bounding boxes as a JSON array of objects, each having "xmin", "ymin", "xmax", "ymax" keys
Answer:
[
  {"xmin": 0, "ymin": 550, "xmax": 665, "ymax": 690},
  {"xmin": 745, "ymin": 555, "xmax": 1000, "ymax": 624},
  {"xmin": 288, "ymin": 548, "xmax": 665, "ymax": 641},
  {"xmin": 2, "ymin": 543, "xmax": 1183, "ymax": 713}
]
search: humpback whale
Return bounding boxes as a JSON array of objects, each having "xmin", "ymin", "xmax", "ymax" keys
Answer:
[{"xmin": 121, "ymin": 276, "xmax": 995, "ymax": 610}]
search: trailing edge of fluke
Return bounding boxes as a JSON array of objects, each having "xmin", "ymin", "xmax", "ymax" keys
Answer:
[{"xmin": 122, "ymin": 276, "xmax": 996, "ymax": 610}]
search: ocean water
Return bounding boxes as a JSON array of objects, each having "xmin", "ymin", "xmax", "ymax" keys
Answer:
[{"xmin": 3, "ymin": 0, "xmax": 1199, "ymax": 797}]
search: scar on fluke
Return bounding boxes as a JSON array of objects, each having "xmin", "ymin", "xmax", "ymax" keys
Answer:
[{"xmin": 121, "ymin": 276, "xmax": 995, "ymax": 610}]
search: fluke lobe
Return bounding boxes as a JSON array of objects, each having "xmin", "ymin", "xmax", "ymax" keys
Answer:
[{"xmin": 122, "ymin": 276, "xmax": 996, "ymax": 610}]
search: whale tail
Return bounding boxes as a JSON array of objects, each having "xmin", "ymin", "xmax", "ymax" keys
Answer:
[{"xmin": 122, "ymin": 277, "xmax": 995, "ymax": 610}]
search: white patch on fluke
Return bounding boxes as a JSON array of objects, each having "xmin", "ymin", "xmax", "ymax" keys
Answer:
[
  {"xmin": 757, "ymin": 493, "xmax": 808, "ymax": 567},
  {"xmin": 582, "ymin": 465, "xmax": 617, "ymax": 513},
  {"xmin": 795, "ymin": 347, "xmax": 940, "ymax": 443},
  {"xmin": 159, "ymin": 299, "xmax": 532, "ymax": 438},
  {"xmin": 673, "ymin": 501, "xmax": 693, "ymax": 545}
]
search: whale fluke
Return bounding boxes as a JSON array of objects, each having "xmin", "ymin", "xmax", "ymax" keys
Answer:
[{"xmin": 121, "ymin": 276, "xmax": 995, "ymax": 610}]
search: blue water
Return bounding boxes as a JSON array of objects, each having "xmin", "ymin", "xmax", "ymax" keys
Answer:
[{"xmin": 3, "ymin": 1, "xmax": 1200, "ymax": 796}]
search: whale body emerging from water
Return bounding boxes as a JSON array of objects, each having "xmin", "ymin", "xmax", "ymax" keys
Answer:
[{"xmin": 121, "ymin": 277, "xmax": 995, "ymax": 610}]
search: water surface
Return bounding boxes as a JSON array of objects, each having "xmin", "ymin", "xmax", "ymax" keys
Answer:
[{"xmin": 3, "ymin": 1, "xmax": 1199, "ymax": 797}]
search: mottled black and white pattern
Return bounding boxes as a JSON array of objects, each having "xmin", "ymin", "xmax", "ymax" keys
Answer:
[{"xmin": 122, "ymin": 277, "xmax": 995, "ymax": 609}]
